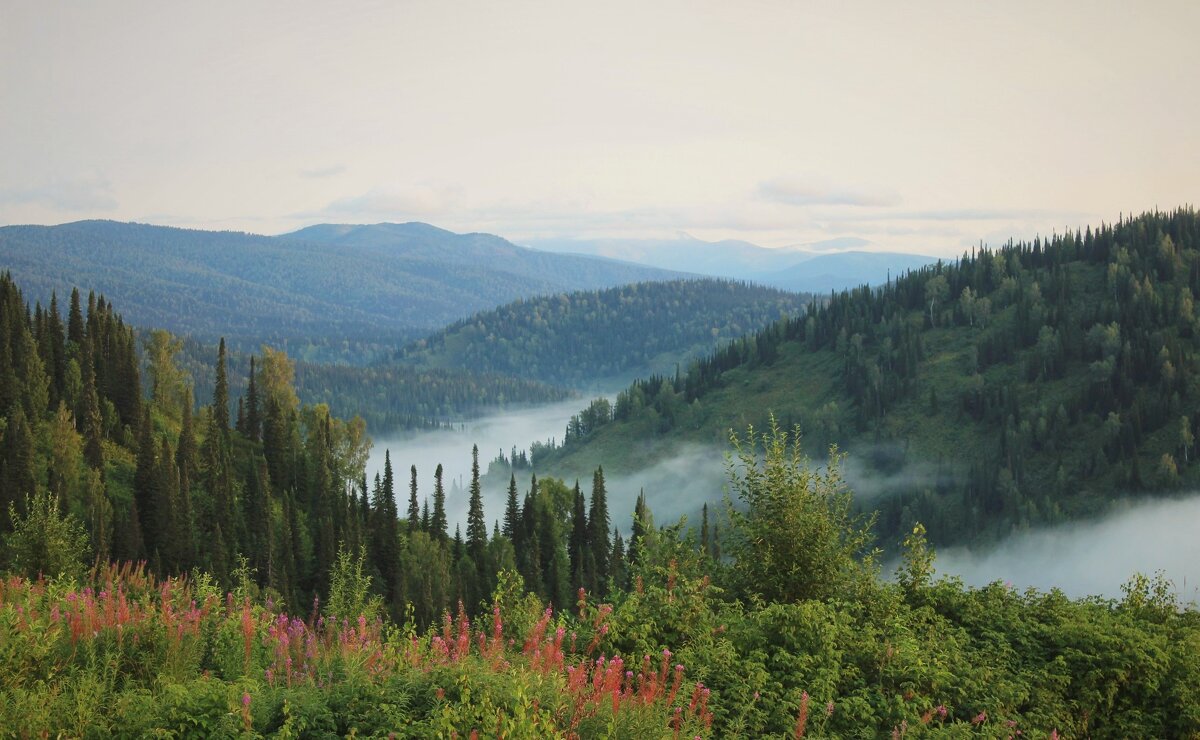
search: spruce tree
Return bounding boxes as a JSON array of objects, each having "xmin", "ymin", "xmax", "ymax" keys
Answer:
[
  {"xmin": 588, "ymin": 466, "xmax": 610, "ymax": 593},
  {"xmin": 569, "ymin": 480, "xmax": 587, "ymax": 589},
  {"xmin": 466, "ymin": 445, "xmax": 487, "ymax": 567},
  {"xmin": 245, "ymin": 356, "xmax": 260, "ymax": 442},
  {"xmin": 503, "ymin": 473, "xmax": 520, "ymax": 541},
  {"xmin": 407, "ymin": 465, "xmax": 420, "ymax": 535},
  {"xmin": 133, "ymin": 409, "xmax": 159, "ymax": 557},
  {"xmin": 213, "ymin": 338, "xmax": 229, "ymax": 434},
  {"xmin": 431, "ymin": 464, "xmax": 448, "ymax": 542}
]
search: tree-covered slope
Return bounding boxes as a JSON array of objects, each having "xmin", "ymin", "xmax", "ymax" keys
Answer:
[
  {"xmin": 0, "ymin": 220, "xmax": 685, "ymax": 363},
  {"xmin": 398, "ymin": 279, "xmax": 809, "ymax": 388},
  {"xmin": 534, "ymin": 208, "xmax": 1200, "ymax": 549}
]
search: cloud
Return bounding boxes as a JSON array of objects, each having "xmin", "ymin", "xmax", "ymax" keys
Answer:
[
  {"xmin": 299, "ymin": 164, "xmax": 347, "ymax": 179},
  {"xmin": 0, "ymin": 177, "xmax": 117, "ymax": 211},
  {"xmin": 308, "ymin": 184, "xmax": 465, "ymax": 220},
  {"xmin": 756, "ymin": 177, "xmax": 900, "ymax": 208}
]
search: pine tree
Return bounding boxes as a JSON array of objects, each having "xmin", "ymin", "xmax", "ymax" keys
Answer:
[
  {"xmin": 213, "ymin": 338, "xmax": 230, "ymax": 434},
  {"xmin": 407, "ymin": 465, "xmax": 420, "ymax": 535},
  {"xmin": 466, "ymin": 445, "xmax": 488, "ymax": 568},
  {"xmin": 700, "ymin": 502, "xmax": 710, "ymax": 555},
  {"xmin": 79, "ymin": 340, "xmax": 105, "ymax": 473},
  {"xmin": 133, "ymin": 409, "xmax": 159, "ymax": 558},
  {"xmin": 431, "ymin": 464, "xmax": 448, "ymax": 542},
  {"xmin": 628, "ymin": 489, "xmax": 647, "ymax": 569},
  {"xmin": 503, "ymin": 473, "xmax": 520, "ymax": 541},
  {"xmin": 569, "ymin": 480, "xmax": 588, "ymax": 589},
  {"xmin": 610, "ymin": 527, "xmax": 626, "ymax": 591},
  {"xmin": 245, "ymin": 355, "xmax": 260, "ymax": 442},
  {"xmin": 67, "ymin": 287, "xmax": 84, "ymax": 350},
  {"xmin": 588, "ymin": 466, "xmax": 610, "ymax": 594}
]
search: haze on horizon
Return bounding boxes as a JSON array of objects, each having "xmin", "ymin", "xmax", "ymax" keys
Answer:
[{"xmin": 2, "ymin": 0, "xmax": 1198, "ymax": 257}]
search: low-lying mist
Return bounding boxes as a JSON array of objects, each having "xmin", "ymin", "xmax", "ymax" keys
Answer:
[
  {"xmin": 928, "ymin": 493, "xmax": 1200, "ymax": 601},
  {"xmin": 368, "ymin": 403, "xmax": 1200, "ymax": 604},
  {"xmin": 367, "ymin": 399, "xmax": 730, "ymax": 536}
]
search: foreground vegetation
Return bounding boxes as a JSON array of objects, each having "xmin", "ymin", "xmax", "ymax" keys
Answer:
[{"xmin": 3, "ymin": 423, "xmax": 1199, "ymax": 736}]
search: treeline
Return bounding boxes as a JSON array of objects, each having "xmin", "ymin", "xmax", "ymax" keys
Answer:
[
  {"xmin": 0, "ymin": 272, "xmax": 644, "ymax": 625},
  {"xmin": 398, "ymin": 279, "xmax": 808, "ymax": 387},
  {"xmin": 172, "ymin": 332, "xmax": 571, "ymax": 433},
  {"xmin": 6, "ymin": 418, "xmax": 1200, "ymax": 737},
  {"xmin": 537, "ymin": 208, "xmax": 1200, "ymax": 547}
]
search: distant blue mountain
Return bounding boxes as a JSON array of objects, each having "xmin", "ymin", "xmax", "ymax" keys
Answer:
[
  {"xmin": 526, "ymin": 234, "xmax": 937, "ymax": 293},
  {"xmin": 0, "ymin": 220, "xmax": 685, "ymax": 363}
]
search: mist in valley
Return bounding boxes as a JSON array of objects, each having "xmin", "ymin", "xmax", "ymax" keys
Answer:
[{"xmin": 925, "ymin": 493, "xmax": 1200, "ymax": 601}]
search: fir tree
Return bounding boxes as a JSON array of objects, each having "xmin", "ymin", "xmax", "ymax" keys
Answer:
[
  {"xmin": 588, "ymin": 466, "xmax": 610, "ymax": 593},
  {"xmin": 569, "ymin": 480, "xmax": 588, "ymax": 589},
  {"xmin": 407, "ymin": 465, "xmax": 420, "ymax": 535},
  {"xmin": 245, "ymin": 355, "xmax": 260, "ymax": 442},
  {"xmin": 466, "ymin": 445, "xmax": 488, "ymax": 568},
  {"xmin": 431, "ymin": 464, "xmax": 448, "ymax": 542},
  {"xmin": 503, "ymin": 473, "xmax": 520, "ymax": 541}
]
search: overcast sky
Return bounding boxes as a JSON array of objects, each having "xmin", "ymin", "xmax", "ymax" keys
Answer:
[{"xmin": 2, "ymin": 0, "xmax": 1198, "ymax": 256}]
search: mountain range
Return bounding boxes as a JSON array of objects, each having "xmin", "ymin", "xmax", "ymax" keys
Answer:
[
  {"xmin": 526, "ymin": 234, "xmax": 939, "ymax": 293},
  {"xmin": 0, "ymin": 220, "xmax": 685, "ymax": 363}
]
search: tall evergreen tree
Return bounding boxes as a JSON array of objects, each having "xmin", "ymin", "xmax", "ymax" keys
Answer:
[
  {"xmin": 588, "ymin": 466, "xmax": 610, "ymax": 593},
  {"xmin": 568, "ymin": 480, "xmax": 588, "ymax": 589},
  {"xmin": 503, "ymin": 473, "xmax": 520, "ymax": 541},
  {"xmin": 431, "ymin": 464, "xmax": 448, "ymax": 542},
  {"xmin": 213, "ymin": 338, "xmax": 230, "ymax": 434},
  {"xmin": 466, "ymin": 445, "xmax": 487, "ymax": 568},
  {"xmin": 133, "ymin": 409, "xmax": 159, "ymax": 559},
  {"xmin": 66, "ymin": 287, "xmax": 84, "ymax": 350},
  {"xmin": 407, "ymin": 465, "xmax": 420, "ymax": 535},
  {"xmin": 245, "ymin": 355, "xmax": 260, "ymax": 442}
]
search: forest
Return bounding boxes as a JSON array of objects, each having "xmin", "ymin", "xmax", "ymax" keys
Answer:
[
  {"xmin": 2, "ymin": 225, "xmax": 1200, "ymax": 735},
  {"xmin": 398, "ymin": 279, "xmax": 808, "ymax": 388},
  {"xmin": 536, "ymin": 208, "xmax": 1200, "ymax": 551}
]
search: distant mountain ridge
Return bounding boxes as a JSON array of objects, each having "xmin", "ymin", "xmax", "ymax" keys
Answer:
[
  {"xmin": 527, "ymin": 235, "xmax": 938, "ymax": 293},
  {"xmin": 0, "ymin": 220, "xmax": 687, "ymax": 363}
]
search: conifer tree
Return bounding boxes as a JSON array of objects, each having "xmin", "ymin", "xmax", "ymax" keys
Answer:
[
  {"xmin": 503, "ymin": 473, "xmax": 520, "ymax": 541},
  {"xmin": 245, "ymin": 355, "xmax": 260, "ymax": 442},
  {"xmin": 588, "ymin": 466, "xmax": 610, "ymax": 593},
  {"xmin": 466, "ymin": 445, "xmax": 487, "ymax": 567},
  {"xmin": 569, "ymin": 480, "xmax": 588, "ymax": 589},
  {"xmin": 67, "ymin": 287, "xmax": 84, "ymax": 350},
  {"xmin": 213, "ymin": 338, "xmax": 230, "ymax": 434},
  {"xmin": 79, "ymin": 340, "xmax": 105, "ymax": 472},
  {"xmin": 431, "ymin": 464, "xmax": 448, "ymax": 542},
  {"xmin": 133, "ymin": 409, "xmax": 160, "ymax": 557},
  {"xmin": 610, "ymin": 527, "xmax": 626, "ymax": 591},
  {"xmin": 407, "ymin": 465, "xmax": 420, "ymax": 535}
]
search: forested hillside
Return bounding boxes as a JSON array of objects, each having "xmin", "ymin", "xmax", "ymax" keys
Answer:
[
  {"xmin": 173, "ymin": 332, "xmax": 572, "ymax": 433},
  {"xmin": 398, "ymin": 279, "xmax": 808, "ymax": 388},
  {"xmin": 3, "ymin": 268, "xmax": 1200, "ymax": 736},
  {"xmin": 536, "ymin": 209, "xmax": 1200, "ymax": 549},
  {"xmin": 0, "ymin": 220, "xmax": 683, "ymax": 363}
]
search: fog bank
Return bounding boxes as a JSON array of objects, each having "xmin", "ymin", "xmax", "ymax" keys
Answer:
[{"xmin": 930, "ymin": 493, "xmax": 1200, "ymax": 601}]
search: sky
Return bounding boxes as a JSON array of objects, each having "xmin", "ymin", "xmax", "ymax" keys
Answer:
[{"xmin": 3, "ymin": 0, "xmax": 1198, "ymax": 257}]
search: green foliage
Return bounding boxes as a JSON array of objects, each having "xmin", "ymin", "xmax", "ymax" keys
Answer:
[
  {"xmin": 725, "ymin": 418, "xmax": 877, "ymax": 603},
  {"xmin": 541, "ymin": 207, "xmax": 1200, "ymax": 552},
  {"xmin": 402, "ymin": 278, "xmax": 808, "ymax": 388},
  {"xmin": 325, "ymin": 543, "xmax": 383, "ymax": 623},
  {"xmin": 3, "ymin": 490, "xmax": 89, "ymax": 581}
]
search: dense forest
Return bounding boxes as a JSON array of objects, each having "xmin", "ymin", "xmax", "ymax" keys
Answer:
[
  {"xmin": 0, "ymin": 220, "xmax": 682, "ymax": 364},
  {"xmin": 2, "ymin": 264, "xmax": 1200, "ymax": 735},
  {"xmin": 174, "ymin": 333, "xmax": 572, "ymax": 434},
  {"xmin": 398, "ymin": 279, "xmax": 809, "ymax": 387},
  {"xmin": 536, "ymin": 208, "xmax": 1200, "ymax": 550}
]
